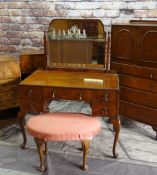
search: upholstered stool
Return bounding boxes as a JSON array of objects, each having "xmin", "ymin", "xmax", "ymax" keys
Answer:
[{"xmin": 26, "ymin": 112, "xmax": 101, "ymax": 171}]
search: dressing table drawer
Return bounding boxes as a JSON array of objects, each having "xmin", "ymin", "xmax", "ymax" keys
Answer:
[
  {"xmin": 93, "ymin": 90, "xmax": 117, "ymax": 103},
  {"xmin": 43, "ymin": 87, "xmax": 93, "ymax": 102},
  {"xmin": 19, "ymin": 86, "xmax": 43, "ymax": 112},
  {"xmin": 92, "ymin": 101, "xmax": 117, "ymax": 117}
]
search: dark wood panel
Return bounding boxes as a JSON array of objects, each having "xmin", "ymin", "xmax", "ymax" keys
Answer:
[{"xmin": 20, "ymin": 51, "xmax": 45, "ymax": 75}]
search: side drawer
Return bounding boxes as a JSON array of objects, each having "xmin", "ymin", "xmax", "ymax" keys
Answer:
[
  {"xmin": 120, "ymin": 86, "xmax": 157, "ymax": 109},
  {"xmin": 92, "ymin": 91, "xmax": 118, "ymax": 118},
  {"xmin": 43, "ymin": 87, "xmax": 92, "ymax": 102},
  {"xmin": 18, "ymin": 85, "xmax": 43, "ymax": 112},
  {"xmin": 92, "ymin": 101, "xmax": 118, "ymax": 118},
  {"xmin": 92, "ymin": 90, "xmax": 117, "ymax": 103}
]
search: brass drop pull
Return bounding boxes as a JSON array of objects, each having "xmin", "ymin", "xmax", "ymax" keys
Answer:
[
  {"xmin": 30, "ymin": 103, "xmax": 35, "ymax": 109},
  {"xmin": 11, "ymin": 85, "xmax": 17, "ymax": 88},
  {"xmin": 150, "ymin": 73, "xmax": 153, "ymax": 79},
  {"xmin": 28, "ymin": 89, "xmax": 32, "ymax": 96},
  {"xmin": 103, "ymin": 107, "xmax": 108, "ymax": 116},
  {"xmin": 79, "ymin": 93, "xmax": 82, "ymax": 100},
  {"xmin": 52, "ymin": 91, "xmax": 55, "ymax": 98},
  {"xmin": 103, "ymin": 94, "xmax": 109, "ymax": 102}
]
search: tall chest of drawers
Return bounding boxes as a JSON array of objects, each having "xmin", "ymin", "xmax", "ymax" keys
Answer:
[{"xmin": 111, "ymin": 22, "xmax": 157, "ymax": 138}]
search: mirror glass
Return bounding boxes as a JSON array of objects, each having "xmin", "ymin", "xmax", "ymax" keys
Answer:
[{"xmin": 46, "ymin": 19, "xmax": 106, "ymax": 68}]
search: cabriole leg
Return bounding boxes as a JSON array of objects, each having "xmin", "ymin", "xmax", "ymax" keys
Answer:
[
  {"xmin": 34, "ymin": 138, "xmax": 46, "ymax": 171},
  {"xmin": 82, "ymin": 140, "xmax": 90, "ymax": 171},
  {"xmin": 111, "ymin": 119, "xmax": 121, "ymax": 158},
  {"xmin": 17, "ymin": 110, "xmax": 27, "ymax": 149}
]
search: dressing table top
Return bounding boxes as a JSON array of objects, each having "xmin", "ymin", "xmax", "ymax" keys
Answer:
[{"xmin": 19, "ymin": 70, "xmax": 119, "ymax": 90}]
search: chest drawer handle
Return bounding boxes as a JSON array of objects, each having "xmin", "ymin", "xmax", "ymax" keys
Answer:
[
  {"xmin": 147, "ymin": 99, "xmax": 151, "ymax": 105},
  {"xmin": 150, "ymin": 73, "xmax": 153, "ymax": 79},
  {"xmin": 149, "ymin": 85, "xmax": 153, "ymax": 91}
]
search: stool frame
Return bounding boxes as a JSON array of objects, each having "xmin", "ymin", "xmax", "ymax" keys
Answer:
[{"xmin": 34, "ymin": 137, "xmax": 90, "ymax": 171}]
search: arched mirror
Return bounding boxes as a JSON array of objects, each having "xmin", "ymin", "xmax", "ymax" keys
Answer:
[{"xmin": 44, "ymin": 19, "xmax": 107, "ymax": 70}]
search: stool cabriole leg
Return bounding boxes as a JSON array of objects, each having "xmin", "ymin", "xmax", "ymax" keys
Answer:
[
  {"xmin": 82, "ymin": 140, "xmax": 90, "ymax": 171},
  {"xmin": 44, "ymin": 141, "xmax": 48, "ymax": 154},
  {"xmin": 34, "ymin": 138, "xmax": 45, "ymax": 172}
]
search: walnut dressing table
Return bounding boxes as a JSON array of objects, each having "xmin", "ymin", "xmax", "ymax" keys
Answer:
[{"xmin": 17, "ymin": 69, "xmax": 120, "ymax": 158}]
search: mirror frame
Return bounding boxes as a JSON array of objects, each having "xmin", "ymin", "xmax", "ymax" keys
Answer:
[{"xmin": 43, "ymin": 19, "xmax": 110, "ymax": 72}]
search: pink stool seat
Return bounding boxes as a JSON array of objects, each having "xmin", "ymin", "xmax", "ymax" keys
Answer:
[
  {"xmin": 27, "ymin": 113, "xmax": 101, "ymax": 141},
  {"xmin": 26, "ymin": 112, "xmax": 101, "ymax": 171}
]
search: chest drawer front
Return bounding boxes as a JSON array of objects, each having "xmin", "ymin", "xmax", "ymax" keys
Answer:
[
  {"xmin": 119, "ymin": 74, "xmax": 157, "ymax": 93},
  {"xmin": 112, "ymin": 62, "xmax": 157, "ymax": 81},
  {"xmin": 120, "ymin": 101, "xmax": 157, "ymax": 126},
  {"xmin": 147, "ymin": 110, "xmax": 157, "ymax": 126},
  {"xmin": 120, "ymin": 101, "xmax": 148, "ymax": 123},
  {"xmin": 19, "ymin": 86, "xmax": 42, "ymax": 111},
  {"xmin": 120, "ymin": 87, "xmax": 157, "ymax": 109}
]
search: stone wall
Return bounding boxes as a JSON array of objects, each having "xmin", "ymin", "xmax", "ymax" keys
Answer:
[{"xmin": 0, "ymin": 0, "xmax": 157, "ymax": 54}]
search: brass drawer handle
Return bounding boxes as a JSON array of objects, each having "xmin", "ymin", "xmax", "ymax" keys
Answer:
[
  {"xmin": 11, "ymin": 85, "xmax": 17, "ymax": 88},
  {"xmin": 28, "ymin": 90, "xmax": 32, "ymax": 96},
  {"xmin": 103, "ymin": 107, "xmax": 108, "ymax": 116},
  {"xmin": 52, "ymin": 91, "xmax": 55, "ymax": 98},
  {"xmin": 30, "ymin": 103, "xmax": 35, "ymax": 109},
  {"xmin": 79, "ymin": 93, "xmax": 82, "ymax": 100},
  {"xmin": 103, "ymin": 94, "xmax": 109, "ymax": 102},
  {"xmin": 150, "ymin": 73, "xmax": 153, "ymax": 79}
]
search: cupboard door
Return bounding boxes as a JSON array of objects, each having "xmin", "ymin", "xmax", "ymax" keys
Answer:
[
  {"xmin": 138, "ymin": 26, "xmax": 157, "ymax": 68},
  {"xmin": 111, "ymin": 25, "xmax": 137, "ymax": 64}
]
